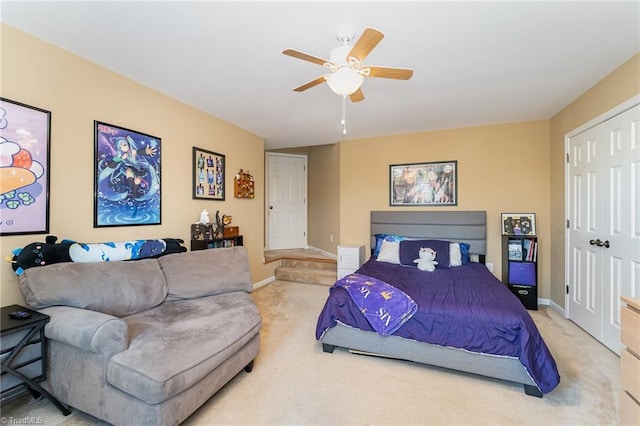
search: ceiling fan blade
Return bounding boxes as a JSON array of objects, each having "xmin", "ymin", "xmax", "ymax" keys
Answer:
[
  {"xmin": 367, "ymin": 66, "xmax": 414, "ymax": 80},
  {"xmin": 293, "ymin": 76, "xmax": 327, "ymax": 92},
  {"xmin": 347, "ymin": 28, "xmax": 384, "ymax": 62},
  {"xmin": 349, "ymin": 88, "xmax": 365, "ymax": 103},
  {"xmin": 283, "ymin": 49, "xmax": 329, "ymax": 66}
]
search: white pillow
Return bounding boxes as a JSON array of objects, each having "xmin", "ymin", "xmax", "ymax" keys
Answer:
[
  {"xmin": 376, "ymin": 240, "xmax": 401, "ymax": 264},
  {"xmin": 449, "ymin": 242, "xmax": 462, "ymax": 267}
]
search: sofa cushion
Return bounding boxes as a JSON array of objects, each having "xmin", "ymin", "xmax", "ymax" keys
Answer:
[
  {"xmin": 18, "ymin": 259, "xmax": 167, "ymax": 317},
  {"xmin": 159, "ymin": 247, "xmax": 252, "ymax": 301},
  {"xmin": 106, "ymin": 293, "xmax": 261, "ymax": 404}
]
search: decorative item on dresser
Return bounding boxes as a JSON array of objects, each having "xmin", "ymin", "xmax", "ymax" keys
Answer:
[
  {"xmin": 621, "ymin": 296, "xmax": 640, "ymax": 425},
  {"xmin": 234, "ymin": 169, "xmax": 255, "ymax": 199},
  {"xmin": 190, "ymin": 210, "xmax": 242, "ymax": 251}
]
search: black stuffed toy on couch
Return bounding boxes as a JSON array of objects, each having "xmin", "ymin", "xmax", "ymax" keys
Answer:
[{"xmin": 8, "ymin": 236, "xmax": 187, "ymax": 275}]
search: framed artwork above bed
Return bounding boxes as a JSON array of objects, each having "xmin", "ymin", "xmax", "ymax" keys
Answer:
[{"xmin": 390, "ymin": 161, "xmax": 457, "ymax": 206}]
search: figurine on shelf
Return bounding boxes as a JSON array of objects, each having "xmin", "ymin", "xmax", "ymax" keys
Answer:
[
  {"xmin": 213, "ymin": 210, "xmax": 224, "ymax": 239},
  {"xmin": 198, "ymin": 209, "xmax": 210, "ymax": 224}
]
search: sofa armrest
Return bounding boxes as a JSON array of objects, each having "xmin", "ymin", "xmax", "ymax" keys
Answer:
[{"xmin": 38, "ymin": 306, "xmax": 129, "ymax": 355}]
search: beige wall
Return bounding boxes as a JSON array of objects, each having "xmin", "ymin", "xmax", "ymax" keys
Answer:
[
  {"xmin": 548, "ymin": 54, "xmax": 640, "ymax": 308},
  {"xmin": 1, "ymin": 25, "xmax": 275, "ymax": 306},
  {"xmin": 338, "ymin": 121, "xmax": 552, "ymax": 297},
  {"xmin": 2, "ymin": 24, "xmax": 637, "ymax": 310},
  {"xmin": 307, "ymin": 144, "xmax": 340, "ymax": 253}
]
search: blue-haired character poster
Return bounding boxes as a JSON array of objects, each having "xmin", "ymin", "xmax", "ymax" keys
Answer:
[{"xmin": 94, "ymin": 121, "xmax": 161, "ymax": 227}]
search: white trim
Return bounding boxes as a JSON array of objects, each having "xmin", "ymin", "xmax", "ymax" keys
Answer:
[
  {"xmin": 253, "ymin": 276, "xmax": 275, "ymax": 290},
  {"xmin": 564, "ymin": 94, "xmax": 640, "ymax": 318},
  {"xmin": 307, "ymin": 245, "xmax": 338, "ymax": 260},
  {"xmin": 566, "ymin": 95, "xmax": 640, "ymax": 138},
  {"xmin": 548, "ymin": 299, "xmax": 565, "ymax": 317},
  {"xmin": 538, "ymin": 297, "xmax": 550, "ymax": 307}
]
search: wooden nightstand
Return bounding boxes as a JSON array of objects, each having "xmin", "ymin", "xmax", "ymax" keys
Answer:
[{"xmin": 1, "ymin": 304, "xmax": 70, "ymax": 415}]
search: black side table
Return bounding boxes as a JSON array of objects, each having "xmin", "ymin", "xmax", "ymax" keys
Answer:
[{"xmin": 1, "ymin": 304, "xmax": 70, "ymax": 415}]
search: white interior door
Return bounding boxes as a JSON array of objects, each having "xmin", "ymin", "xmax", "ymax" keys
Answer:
[
  {"xmin": 567, "ymin": 102, "xmax": 640, "ymax": 355},
  {"xmin": 266, "ymin": 153, "xmax": 307, "ymax": 250},
  {"xmin": 600, "ymin": 105, "xmax": 640, "ymax": 351},
  {"xmin": 567, "ymin": 128, "xmax": 603, "ymax": 340}
]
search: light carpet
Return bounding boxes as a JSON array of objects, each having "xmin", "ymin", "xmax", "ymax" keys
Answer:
[{"xmin": 2, "ymin": 280, "xmax": 619, "ymax": 425}]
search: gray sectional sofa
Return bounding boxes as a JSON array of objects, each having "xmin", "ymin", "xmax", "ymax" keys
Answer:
[{"xmin": 17, "ymin": 246, "xmax": 261, "ymax": 425}]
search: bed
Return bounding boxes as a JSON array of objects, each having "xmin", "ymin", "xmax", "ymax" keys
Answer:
[{"xmin": 316, "ymin": 211, "xmax": 560, "ymax": 397}]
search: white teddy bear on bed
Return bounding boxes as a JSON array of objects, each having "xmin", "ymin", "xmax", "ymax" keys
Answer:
[{"xmin": 414, "ymin": 247, "xmax": 438, "ymax": 272}]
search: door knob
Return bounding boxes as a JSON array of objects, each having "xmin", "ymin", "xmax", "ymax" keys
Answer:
[
  {"xmin": 589, "ymin": 239, "xmax": 610, "ymax": 248},
  {"xmin": 269, "ymin": 206, "xmax": 273, "ymax": 210}
]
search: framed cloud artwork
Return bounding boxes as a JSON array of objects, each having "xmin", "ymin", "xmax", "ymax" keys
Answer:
[{"xmin": 0, "ymin": 98, "xmax": 51, "ymax": 236}]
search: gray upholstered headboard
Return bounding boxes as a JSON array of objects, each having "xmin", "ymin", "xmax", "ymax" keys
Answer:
[{"xmin": 370, "ymin": 211, "xmax": 487, "ymax": 256}]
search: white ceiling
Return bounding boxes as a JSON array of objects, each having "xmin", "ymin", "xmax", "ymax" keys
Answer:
[{"xmin": 1, "ymin": 1, "xmax": 639, "ymax": 149}]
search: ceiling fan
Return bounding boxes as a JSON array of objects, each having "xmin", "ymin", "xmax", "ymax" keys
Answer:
[{"xmin": 282, "ymin": 26, "xmax": 414, "ymax": 103}]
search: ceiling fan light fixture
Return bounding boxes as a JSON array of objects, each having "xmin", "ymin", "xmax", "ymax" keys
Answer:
[{"xmin": 325, "ymin": 67, "xmax": 364, "ymax": 96}]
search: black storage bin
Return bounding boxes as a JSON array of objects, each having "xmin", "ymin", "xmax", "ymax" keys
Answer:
[{"xmin": 509, "ymin": 284, "xmax": 538, "ymax": 310}]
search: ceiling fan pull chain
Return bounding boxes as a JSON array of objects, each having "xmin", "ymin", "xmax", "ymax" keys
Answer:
[{"xmin": 341, "ymin": 94, "xmax": 347, "ymax": 134}]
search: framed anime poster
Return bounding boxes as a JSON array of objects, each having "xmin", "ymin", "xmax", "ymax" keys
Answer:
[
  {"xmin": 0, "ymin": 98, "xmax": 51, "ymax": 236},
  {"xmin": 192, "ymin": 147, "xmax": 225, "ymax": 201},
  {"xmin": 94, "ymin": 121, "xmax": 161, "ymax": 227},
  {"xmin": 390, "ymin": 160, "xmax": 457, "ymax": 206}
]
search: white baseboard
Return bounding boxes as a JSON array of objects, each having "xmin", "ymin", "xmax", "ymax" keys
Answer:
[
  {"xmin": 307, "ymin": 245, "xmax": 337, "ymax": 260},
  {"xmin": 537, "ymin": 298, "xmax": 567, "ymax": 318},
  {"xmin": 253, "ymin": 276, "xmax": 275, "ymax": 290},
  {"xmin": 548, "ymin": 299, "xmax": 566, "ymax": 316}
]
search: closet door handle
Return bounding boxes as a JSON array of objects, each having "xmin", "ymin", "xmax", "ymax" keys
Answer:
[
  {"xmin": 603, "ymin": 240, "xmax": 610, "ymax": 248},
  {"xmin": 589, "ymin": 239, "xmax": 605, "ymax": 247}
]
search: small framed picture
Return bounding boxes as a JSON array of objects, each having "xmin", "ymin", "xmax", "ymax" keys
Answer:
[
  {"xmin": 501, "ymin": 213, "xmax": 536, "ymax": 236},
  {"xmin": 193, "ymin": 147, "xmax": 225, "ymax": 200}
]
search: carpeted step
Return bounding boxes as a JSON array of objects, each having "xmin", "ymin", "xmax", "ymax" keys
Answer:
[
  {"xmin": 282, "ymin": 258, "xmax": 337, "ymax": 271},
  {"xmin": 275, "ymin": 266, "xmax": 337, "ymax": 286}
]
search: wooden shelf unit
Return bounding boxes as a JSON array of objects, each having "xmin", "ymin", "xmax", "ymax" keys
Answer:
[{"xmin": 191, "ymin": 235, "xmax": 243, "ymax": 251}]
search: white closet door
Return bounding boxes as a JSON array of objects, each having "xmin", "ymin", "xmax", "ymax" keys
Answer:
[
  {"xmin": 567, "ymin": 103, "xmax": 640, "ymax": 355},
  {"xmin": 568, "ymin": 125, "xmax": 603, "ymax": 342},
  {"xmin": 600, "ymin": 105, "xmax": 640, "ymax": 352}
]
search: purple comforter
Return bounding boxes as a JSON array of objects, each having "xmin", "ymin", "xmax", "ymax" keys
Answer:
[{"xmin": 316, "ymin": 258, "xmax": 560, "ymax": 394}]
